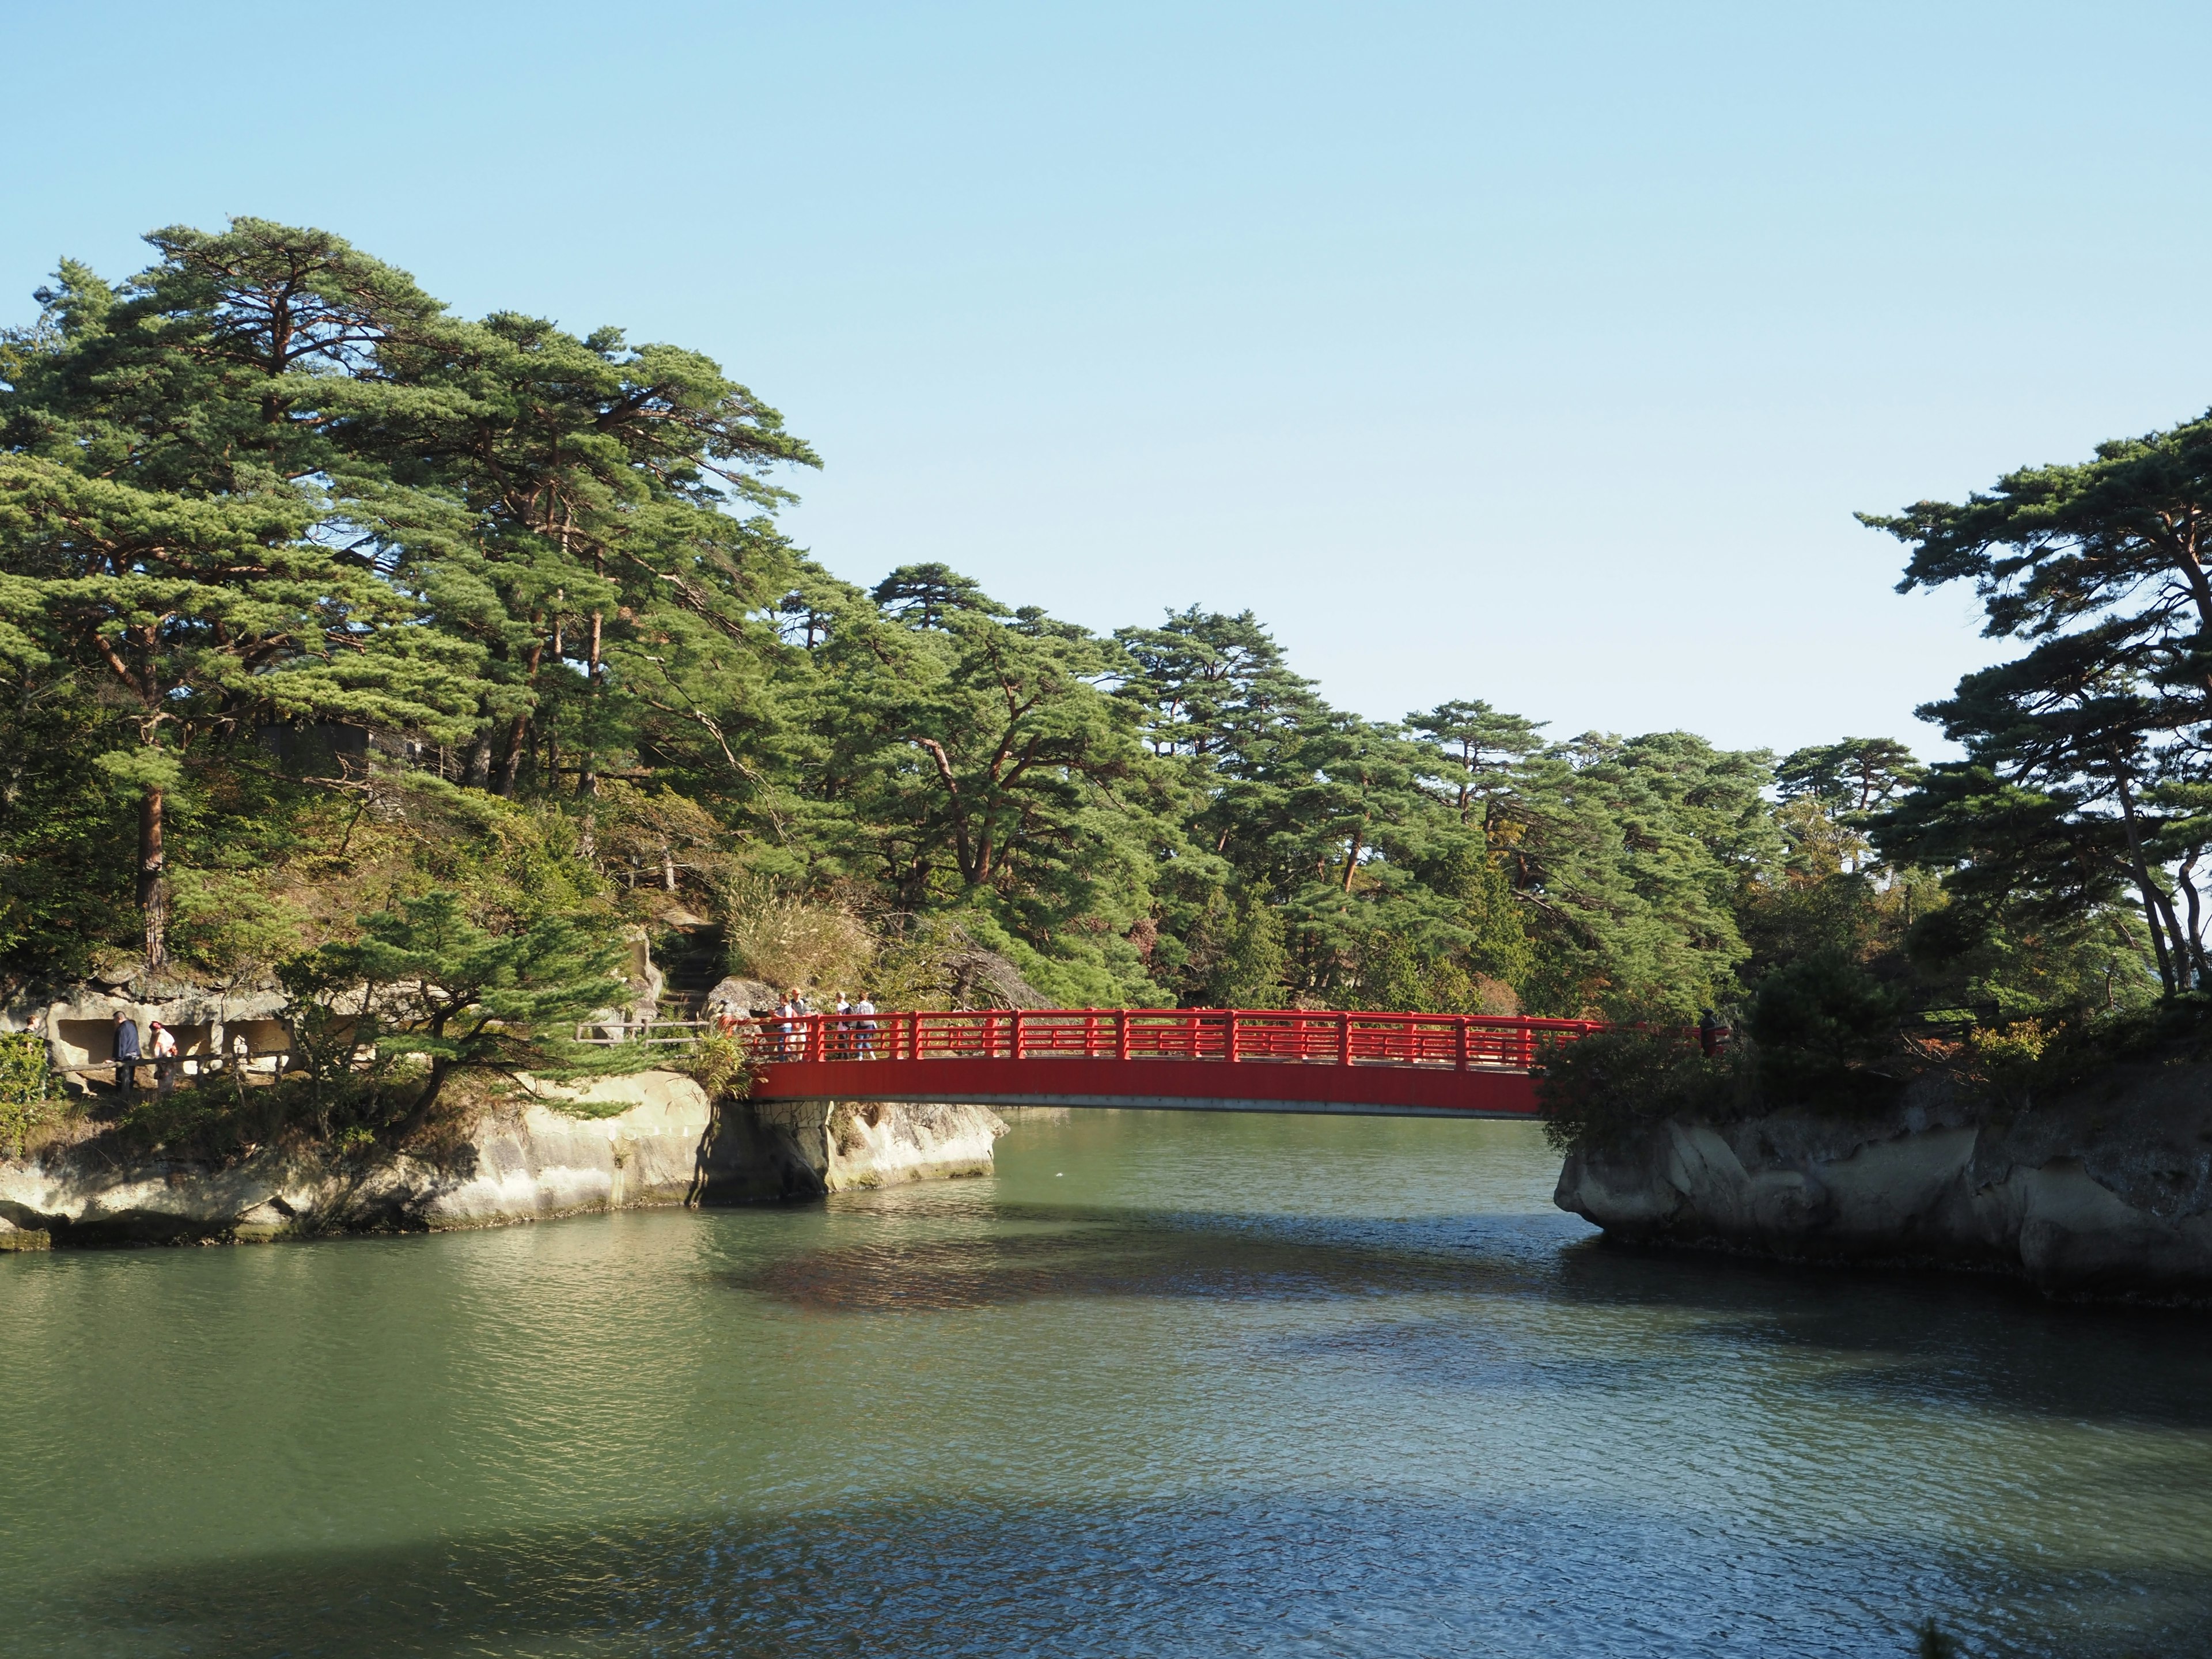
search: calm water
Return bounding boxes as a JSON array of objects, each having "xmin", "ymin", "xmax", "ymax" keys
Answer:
[{"xmin": 4, "ymin": 1111, "xmax": 2211, "ymax": 1658}]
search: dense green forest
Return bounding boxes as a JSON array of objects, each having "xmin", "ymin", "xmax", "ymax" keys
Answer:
[{"xmin": 0, "ymin": 221, "xmax": 2185, "ymax": 1035}]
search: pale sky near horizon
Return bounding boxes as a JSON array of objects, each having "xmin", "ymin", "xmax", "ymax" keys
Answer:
[{"xmin": 9, "ymin": 2, "xmax": 2211, "ymax": 760}]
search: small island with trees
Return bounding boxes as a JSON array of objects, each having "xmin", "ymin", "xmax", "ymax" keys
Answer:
[{"xmin": 2, "ymin": 219, "xmax": 2209, "ymax": 1293}]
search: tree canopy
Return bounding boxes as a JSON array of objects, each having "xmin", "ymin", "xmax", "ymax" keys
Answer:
[
  {"xmin": 1863, "ymin": 411, "xmax": 2212, "ymax": 995},
  {"xmin": 0, "ymin": 218, "xmax": 2158, "ymax": 1035}
]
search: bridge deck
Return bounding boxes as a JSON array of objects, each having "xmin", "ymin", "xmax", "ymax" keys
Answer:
[{"xmin": 728, "ymin": 1009, "xmax": 1597, "ymax": 1118}]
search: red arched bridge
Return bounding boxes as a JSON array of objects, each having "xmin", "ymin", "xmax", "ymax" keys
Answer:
[{"xmin": 718, "ymin": 1009, "xmax": 1604, "ymax": 1119}]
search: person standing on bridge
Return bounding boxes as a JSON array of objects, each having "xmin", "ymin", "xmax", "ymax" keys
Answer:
[
  {"xmin": 853, "ymin": 991, "xmax": 877, "ymax": 1056},
  {"xmin": 776, "ymin": 992, "xmax": 801, "ymax": 1060}
]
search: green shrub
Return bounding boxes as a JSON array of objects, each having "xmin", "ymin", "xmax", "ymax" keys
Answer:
[
  {"xmin": 1537, "ymin": 1025, "xmax": 1738, "ymax": 1155},
  {"xmin": 0, "ymin": 1032, "xmax": 56, "ymax": 1158},
  {"xmin": 1961, "ymin": 1019, "xmax": 2048, "ymax": 1107},
  {"xmin": 1745, "ymin": 951, "xmax": 1903, "ymax": 1105},
  {"xmin": 168, "ymin": 870, "xmax": 309, "ymax": 984},
  {"xmin": 679, "ymin": 1031, "xmax": 754, "ymax": 1100},
  {"xmin": 113, "ymin": 1078, "xmax": 283, "ymax": 1162},
  {"xmin": 544, "ymin": 1093, "xmax": 638, "ymax": 1120}
]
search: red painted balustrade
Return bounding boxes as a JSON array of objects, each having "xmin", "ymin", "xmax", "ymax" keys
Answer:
[
  {"xmin": 733, "ymin": 1009, "xmax": 1601, "ymax": 1069},
  {"xmin": 722, "ymin": 1009, "xmax": 1609, "ymax": 1117}
]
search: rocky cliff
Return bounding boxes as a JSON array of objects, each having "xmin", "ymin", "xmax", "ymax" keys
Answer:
[
  {"xmin": 0, "ymin": 1073, "xmax": 1007, "ymax": 1248},
  {"xmin": 695, "ymin": 1098, "xmax": 1007, "ymax": 1203},
  {"xmin": 1554, "ymin": 1063, "xmax": 2212, "ymax": 1300}
]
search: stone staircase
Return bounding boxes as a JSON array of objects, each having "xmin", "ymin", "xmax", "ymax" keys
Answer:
[{"xmin": 652, "ymin": 923, "xmax": 728, "ymax": 1020}]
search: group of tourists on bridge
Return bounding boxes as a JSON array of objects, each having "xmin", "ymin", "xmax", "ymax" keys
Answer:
[{"xmin": 715, "ymin": 989, "xmax": 880, "ymax": 1059}]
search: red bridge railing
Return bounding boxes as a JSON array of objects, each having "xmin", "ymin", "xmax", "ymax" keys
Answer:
[{"xmin": 728, "ymin": 1009, "xmax": 1602, "ymax": 1073}]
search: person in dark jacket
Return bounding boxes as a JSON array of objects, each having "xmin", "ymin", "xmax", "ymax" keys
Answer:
[{"xmin": 113, "ymin": 1010, "xmax": 142, "ymax": 1092}]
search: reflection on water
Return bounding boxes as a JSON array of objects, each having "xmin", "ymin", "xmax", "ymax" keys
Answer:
[{"xmin": 3, "ymin": 1111, "xmax": 2210, "ymax": 1657}]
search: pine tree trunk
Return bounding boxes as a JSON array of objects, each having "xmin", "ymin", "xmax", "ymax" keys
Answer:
[
  {"xmin": 497, "ymin": 714, "xmax": 529, "ymax": 797},
  {"xmin": 465, "ymin": 729, "xmax": 494, "ymax": 789},
  {"xmin": 578, "ymin": 604, "xmax": 603, "ymax": 801},
  {"xmin": 2110, "ymin": 757, "xmax": 2179, "ymax": 994},
  {"xmin": 393, "ymin": 1056, "xmax": 453, "ymax": 1145},
  {"xmin": 497, "ymin": 632, "xmax": 547, "ymax": 797},
  {"xmin": 2154, "ymin": 882, "xmax": 2194, "ymax": 989},
  {"xmin": 139, "ymin": 785, "xmax": 168, "ymax": 968},
  {"xmin": 575, "ymin": 603, "xmax": 604, "ymax": 859},
  {"xmin": 2178, "ymin": 853, "xmax": 2208, "ymax": 984}
]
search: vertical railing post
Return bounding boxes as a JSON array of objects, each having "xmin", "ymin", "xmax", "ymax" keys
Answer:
[
  {"xmin": 806, "ymin": 1014, "xmax": 821, "ymax": 1064},
  {"xmin": 1012, "ymin": 1009, "xmax": 1025, "ymax": 1061},
  {"xmin": 1456, "ymin": 1016, "xmax": 1468, "ymax": 1072},
  {"xmin": 1085, "ymin": 1009, "xmax": 1097, "ymax": 1058},
  {"xmin": 1338, "ymin": 1009, "xmax": 1351, "ymax": 1066},
  {"xmin": 1226, "ymin": 1009, "xmax": 1240, "ymax": 1062},
  {"xmin": 1116, "ymin": 1009, "xmax": 1130, "ymax": 1062}
]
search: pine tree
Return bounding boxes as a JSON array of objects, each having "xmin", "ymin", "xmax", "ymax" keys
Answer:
[
  {"xmin": 291, "ymin": 888, "xmax": 631, "ymax": 1133},
  {"xmin": 0, "ymin": 224, "xmax": 483, "ymax": 963}
]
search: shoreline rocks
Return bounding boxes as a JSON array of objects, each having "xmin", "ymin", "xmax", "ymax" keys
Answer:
[
  {"xmin": 0, "ymin": 1071, "xmax": 1007, "ymax": 1248},
  {"xmin": 1554, "ymin": 1063, "xmax": 2212, "ymax": 1301},
  {"xmin": 696, "ymin": 1099, "xmax": 1006, "ymax": 1203}
]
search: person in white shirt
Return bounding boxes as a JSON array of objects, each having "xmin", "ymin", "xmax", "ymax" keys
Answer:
[
  {"xmin": 149, "ymin": 1021, "xmax": 180, "ymax": 1094},
  {"xmin": 853, "ymin": 992, "xmax": 878, "ymax": 1056}
]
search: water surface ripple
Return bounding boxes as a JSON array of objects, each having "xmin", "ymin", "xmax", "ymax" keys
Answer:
[{"xmin": 3, "ymin": 1111, "xmax": 2209, "ymax": 1656}]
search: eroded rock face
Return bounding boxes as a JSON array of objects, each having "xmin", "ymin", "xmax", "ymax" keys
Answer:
[
  {"xmin": 0, "ymin": 1073, "xmax": 1006, "ymax": 1246},
  {"xmin": 695, "ymin": 1099, "xmax": 1007, "ymax": 1203},
  {"xmin": 703, "ymin": 976, "xmax": 780, "ymax": 1018},
  {"xmin": 0, "ymin": 1071, "xmax": 716, "ymax": 1244},
  {"xmin": 1554, "ymin": 1065, "xmax": 2212, "ymax": 1300}
]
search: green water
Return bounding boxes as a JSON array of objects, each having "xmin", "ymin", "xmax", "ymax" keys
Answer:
[{"xmin": 3, "ymin": 1109, "xmax": 2210, "ymax": 1657}]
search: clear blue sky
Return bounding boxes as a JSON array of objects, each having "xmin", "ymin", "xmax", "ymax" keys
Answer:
[{"xmin": 10, "ymin": 2, "xmax": 2211, "ymax": 757}]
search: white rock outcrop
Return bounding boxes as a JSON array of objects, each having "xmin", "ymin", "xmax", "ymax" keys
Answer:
[
  {"xmin": 694, "ymin": 1099, "xmax": 1006, "ymax": 1203},
  {"xmin": 0, "ymin": 1072, "xmax": 1007, "ymax": 1245},
  {"xmin": 0, "ymin": 1071, "xmax": 715, "ymax": 1243},
  {"xmin": 1554, "ymin": 1065, "xmax": 2212, "ymax": 1300}
]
